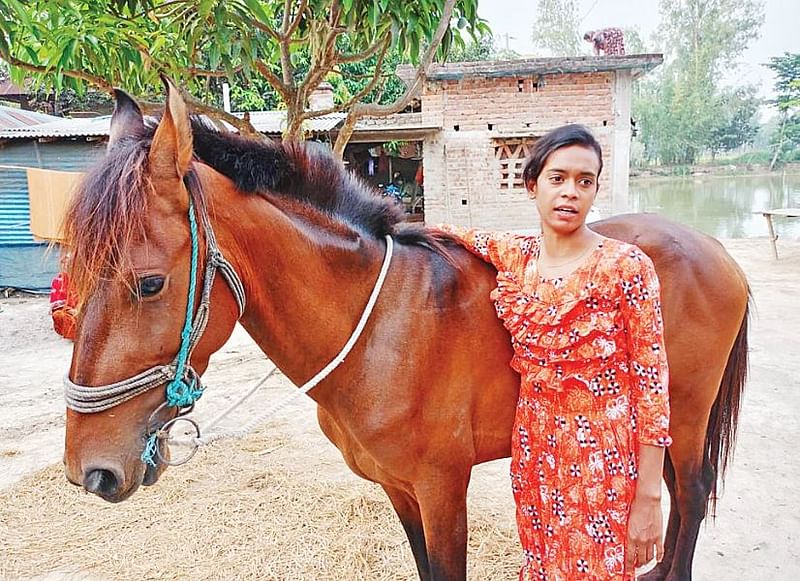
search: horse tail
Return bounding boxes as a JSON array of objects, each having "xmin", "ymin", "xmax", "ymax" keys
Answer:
[{"xmin": 705, "ymin": 290, "xmax": 751, "ymax": 517}]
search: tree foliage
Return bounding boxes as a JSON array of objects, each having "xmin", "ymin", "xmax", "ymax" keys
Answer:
[
  {"xmin": 708, "ymin": 86, "xmax": 760, "ymax": 157},
  {"xmin": 766, "ymin": 52, "xmax": 800, "ymax": 168},
  {"xmin": 530, "ymin": 0, "xmax": 582, "ymax": 57},
  {"xmin": 633, "ymin": 0, "xmax": 765, "ymax": 165},
  {"xmin": 0, "ymin": 0, "xmax": 486, "ymax": 153}
]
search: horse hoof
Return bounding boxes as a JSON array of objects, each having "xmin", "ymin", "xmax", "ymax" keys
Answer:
[{"xmin": 638, "ymin": 564, "xmax": 670, "ymax": 581}]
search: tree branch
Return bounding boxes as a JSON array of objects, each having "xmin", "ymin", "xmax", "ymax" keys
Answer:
[
  {"xmin": 329, "ymin": 68, "xmax": 393, "ymax": 81},
  {"xmin": 253, "ymin": 58, "xmax": 293, "ymax": 104},
  {"xmin": 187, "ymin": 65, "xmax": 243, "ymax": 78},
  {"xmin": 283, "ymin": 0, "xmax": 308, "ymax": 39},
  {"xmin": 338, "ymin": 34, "xmax": 391, "ymax": 64},
  {"xmin": 332, "ymin": 0, "xmax": 457, "ymax": 155},
  {"xmin": 177, "ymin": 87, "xmax": 261, "ymax": 137},
  {"xmin": 249, "ymin": 17, "xmax": 282, "ymax": 43},
  {"xmin": 300, "ymin": 34, "xmax": 391, "ymax": 120},
  {"xmin": 279, "ymin": 0, "xmax": 295, "ymax": 86},
  {"xmin": 296, "ymin": 2, "xmax": 344, "ymax": 109},
  {"xmin": 0, "ymin": 46, "xmax": 114, "ymax": 94},
  {"xmin": 350, "ymin": 0, "xmax": 456, "ymax": 118}
]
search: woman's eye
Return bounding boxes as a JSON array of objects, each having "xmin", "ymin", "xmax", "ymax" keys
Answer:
[
  {"xmin": 138, "ymin": 275, "xmax": 165, "ymax": 297},
  {"xmin": 549, "ymin": 176, "xmax": 563, "ymax": 183}
]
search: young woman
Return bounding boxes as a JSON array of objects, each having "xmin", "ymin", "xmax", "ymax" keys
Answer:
[{"xmin": 440, "ymin": 125, "xmax": 670, "ymax": 580}]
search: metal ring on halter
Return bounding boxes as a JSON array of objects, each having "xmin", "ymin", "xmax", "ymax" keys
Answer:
[
  {"xmin": 145, "ymin": 400, "xmax": 195, "ymax": 430},
  {"xmin": 154, "ymin": 415, "xmax": 201, "ymax": 466}
]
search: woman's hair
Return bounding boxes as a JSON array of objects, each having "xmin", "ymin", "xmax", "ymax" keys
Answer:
[{"xmin": 522, "ymin": 124, "xmax": 603, "ymax": 188}]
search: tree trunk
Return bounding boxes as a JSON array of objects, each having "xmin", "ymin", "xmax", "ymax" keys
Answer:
[
  {"xmin": 770, "ymin": 114, "xmax": 787, "ymax": 171},
  {"xmin": 285, "ymin": 104, "xmax": 305, "ymax": 141},
  {"xmin": 332, "ymin": 113, "xmax": 358, "ymax": 160}
]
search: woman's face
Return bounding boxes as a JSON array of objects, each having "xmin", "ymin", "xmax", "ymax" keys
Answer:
[{"xmin": 528, "ymin": 144, "xmax": 600, "ymax": 236}]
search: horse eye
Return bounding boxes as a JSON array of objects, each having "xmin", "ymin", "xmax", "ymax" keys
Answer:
[{"xmin": 138, "ymin": 275, "xmax": 165, "ymax": 297}]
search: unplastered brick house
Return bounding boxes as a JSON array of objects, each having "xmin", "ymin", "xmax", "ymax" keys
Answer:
[{"xmin": 352, "ymin": 55, "xmax": 663, "ymax": 231}]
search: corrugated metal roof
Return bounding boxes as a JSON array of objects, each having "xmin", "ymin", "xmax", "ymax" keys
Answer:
[
  {"xmin": 0, "ymin": 78, "xmax": 26, "ymax": 97},
  {"xmin": 0, "ymin": 115, "xmax": 112, "ymax": 139},
  {"xmin": 0, "ymin": 110, "xmax": 349, "ymax": 139},
  {"xmin": 242, "ymin": 111, "xmax": 346, "ymax": 134},
  {"xmin": 0, "ymin": 105, "xmax": 63, "ymax": 130}
]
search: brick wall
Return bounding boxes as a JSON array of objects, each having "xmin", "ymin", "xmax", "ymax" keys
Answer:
[{"xmin": 423, "ymin": 71, "xmax": 622, "ymax": 230}]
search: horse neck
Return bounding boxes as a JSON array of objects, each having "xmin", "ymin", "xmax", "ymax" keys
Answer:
[{"xmin": 199, "ymin": 165, "xmax": 388, "ymax": 392}]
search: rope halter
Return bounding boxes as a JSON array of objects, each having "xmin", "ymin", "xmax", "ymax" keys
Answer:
[{"xmin": 63, "ymin": 196, "xmax": 246, "ymax": 466}]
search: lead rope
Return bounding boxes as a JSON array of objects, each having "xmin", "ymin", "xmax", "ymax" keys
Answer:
[{"xmin": 166, "ymin": 234, "xmax": 394, "ymax": 452}]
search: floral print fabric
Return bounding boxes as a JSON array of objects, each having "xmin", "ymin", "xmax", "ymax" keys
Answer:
[{"xmin": 442, "ymin": 227, "xmax": 671, "ymax": 580}]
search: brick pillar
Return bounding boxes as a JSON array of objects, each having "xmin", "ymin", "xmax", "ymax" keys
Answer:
[{"xmin": 611, "ymin": 70, "xmax": 632, "ymax": 215}]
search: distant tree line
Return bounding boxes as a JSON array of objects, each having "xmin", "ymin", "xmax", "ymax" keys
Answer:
[{"xmin": 528, "ymin": 0, "xmax": 800, "ymax": 167}]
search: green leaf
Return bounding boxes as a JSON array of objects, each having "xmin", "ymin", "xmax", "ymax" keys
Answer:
[
  {"xmin": 5, "ymin": 0, "xmax": 33, "ymax": 29},
  {"xmin": 243, "ymin": 0, "xmax": 270, "ymax": 23},
  {"xmin": 58, "ymin": 38, "xmax": 77, "ymax": 69},
  {"xmin": 199, "ymin": 0, "xmax": 214, "ymax": 18}
]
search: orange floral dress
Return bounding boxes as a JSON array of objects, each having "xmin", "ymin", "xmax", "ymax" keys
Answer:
[{"xmin": 444, "ymin": 228, "xmax": 671, "ymax": 581}]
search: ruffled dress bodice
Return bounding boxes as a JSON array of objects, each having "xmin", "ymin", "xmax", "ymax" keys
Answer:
[{"xmin": 491, "ymin": 240, "xmax": 627, "ymax": 403}]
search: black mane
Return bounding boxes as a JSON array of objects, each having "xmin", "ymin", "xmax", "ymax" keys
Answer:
[{"xmin": 191, "ymin": 120, "xmax": 408, "ymax": 239}]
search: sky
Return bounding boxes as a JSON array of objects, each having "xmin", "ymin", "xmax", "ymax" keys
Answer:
[{"xmin": 478, "ymin": 0, "xmax": 800, "ymax": 106}]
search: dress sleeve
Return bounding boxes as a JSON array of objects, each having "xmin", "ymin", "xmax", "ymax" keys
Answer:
[
  {"xmin": 436, "ymin": 224, "xmax": 528, "ymax": 272},
  {"xmin": 617, "ymin": 248, "xmax": 672, "ymax": 447}
]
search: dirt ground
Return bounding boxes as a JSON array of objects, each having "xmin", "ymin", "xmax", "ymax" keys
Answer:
[{"xmin": 1, "ymin": 237, "xmax": 799, "ymax": 580}]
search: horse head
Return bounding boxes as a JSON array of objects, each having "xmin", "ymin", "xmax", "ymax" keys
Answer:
[{"xmin": 63, "ymin": 80, "xmax": 243, "ymax": 501}]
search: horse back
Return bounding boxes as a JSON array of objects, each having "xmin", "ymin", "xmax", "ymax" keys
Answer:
[{"xmin": 591, "ymin": 213, "xmax": 749, "ymax": 386}]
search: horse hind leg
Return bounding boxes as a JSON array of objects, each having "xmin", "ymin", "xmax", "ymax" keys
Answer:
[
  {"xmin": 382, "ymin": 485, "xmax": 431, "ymax": 581},
  {"xmin": 660, "ymin": 305, "xmax": 749, "ymax": 581},
  {"xmin": 657, "ymin": 424, "xmax": 716, "ymax": 581}
]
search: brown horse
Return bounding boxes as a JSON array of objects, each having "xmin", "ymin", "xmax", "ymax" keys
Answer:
[{"xmin": 62, "ymin": 83, "xmax": 749, "ymax": 581}]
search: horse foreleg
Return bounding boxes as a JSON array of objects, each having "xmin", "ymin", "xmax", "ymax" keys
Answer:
[
  {"xmin": 640, "ymin": 452, "xmax": 680, "ymax": 581},
  {"xmin": 414, "ymin": 471, "xmax": 470, "ymax": 581},
  {"xmin": 382, "ymin": 484, "xmax": 431, "ymax": 581}
]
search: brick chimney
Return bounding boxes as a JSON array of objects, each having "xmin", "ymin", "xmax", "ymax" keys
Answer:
[{"xmin": 309, "ymin": 82, "xmax": 335, "ymax": 111}]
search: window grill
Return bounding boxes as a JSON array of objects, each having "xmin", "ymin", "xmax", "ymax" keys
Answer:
[{"xmin": 494, "ymin": 137, "xmax": 536, "ymax": 191}]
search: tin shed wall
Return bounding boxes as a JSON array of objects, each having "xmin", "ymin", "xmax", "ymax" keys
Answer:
[{"xmin": 0, "ymin": 140, "xmax": 104, "ymax": 290}]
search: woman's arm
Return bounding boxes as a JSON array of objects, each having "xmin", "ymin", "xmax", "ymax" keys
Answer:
[
  {"xmin": 436, "ymin": 224, "xmax": 530, "ymax": 272},
  {"xmin": 627, "ymin": 444, "xmax": 665, "ymax": 570},
  {"xmin": 617, "ymin": 249, "xmax": 671, "ymax": 571}
]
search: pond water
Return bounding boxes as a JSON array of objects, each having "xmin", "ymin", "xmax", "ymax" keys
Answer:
[{"xmin": 628, "ymin": 172, "xmax": 800, "ymax": 240}]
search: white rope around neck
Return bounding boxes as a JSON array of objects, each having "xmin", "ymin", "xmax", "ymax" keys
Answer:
[{"xmin": 171, "ymin": 234, "xmax": 394, "ymax": 448}]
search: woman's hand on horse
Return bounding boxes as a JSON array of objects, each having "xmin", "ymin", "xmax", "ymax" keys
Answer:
[{"xmin": 625, "ymin": 493, "xmax": 665, "ymax": 571}]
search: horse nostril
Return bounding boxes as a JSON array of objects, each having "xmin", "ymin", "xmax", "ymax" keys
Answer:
[{"xmin": 83, "ymin": 468, "xmax": 121, "ymax": 497}]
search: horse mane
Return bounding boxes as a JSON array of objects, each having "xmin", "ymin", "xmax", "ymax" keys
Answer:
[
  {"xmin": 64, "ymin": 119, "xmax": 454, "ymax": 302},
  {"xmin": 189, "ymin": 120, "xmax": 450, "ymax": 257}
]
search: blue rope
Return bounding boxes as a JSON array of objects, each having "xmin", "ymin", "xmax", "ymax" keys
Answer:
[
  {"xmin": 142, "ymin": 198, "xmax": 204, "ymax": 467},
  {"xmin": 165, "ymin": 198, "xmax": 203, "ymax": 408}
]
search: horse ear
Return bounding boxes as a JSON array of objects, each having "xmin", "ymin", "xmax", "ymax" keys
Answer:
[
  {"xmin": 108, "ymin": 89, "xmax": 145, "ymax": 149},
  {"xmin": 149, "ymin": 76, "xmax": 193, "ymax": 180}
]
